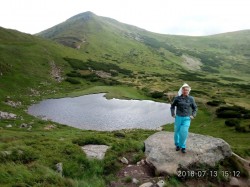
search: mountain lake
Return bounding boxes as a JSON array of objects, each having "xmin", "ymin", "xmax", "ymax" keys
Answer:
[{"xmin": 28, "ymin": 93, "xmax": 174, "ymax": 131}]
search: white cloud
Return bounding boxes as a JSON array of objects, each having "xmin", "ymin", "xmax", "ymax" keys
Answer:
[{"xmin": 0, "ymin": 0, "xmax": 249, "ymax": 36}]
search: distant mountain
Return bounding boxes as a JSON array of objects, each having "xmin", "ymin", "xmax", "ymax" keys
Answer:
[{"xmin": 37, "ymin": 11, "xmax": 250, "ymax": 77}]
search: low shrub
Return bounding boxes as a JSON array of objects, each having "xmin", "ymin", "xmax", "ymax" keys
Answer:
[
  {"xmin": 216, "ymin": 105, "xmax": 250, "ymax": 118},
  {"xmin": 0, "ymin": 147, "xmax": 38, "ymax": 164},
  {"xmin": 66, "ymin": 72, "xmax": 81, "ymax": 77},
  {"xmin": 225, "ymin": 119, "xmax": 240, "ymax": 127},
  {"xmin": 235, "ymin": 124, "xmax": 247, "ymax": 133},
  {"xmin": 65, "ymin": 78, "xmax": 81, "ymax": 84},
  {"xmin": 72, "ymin": 136, "xmax": 107, "ymax": 146},
  {"xmin": 151, "ymin": 91, "xmax": 164, "ymax": 99},
  {"xmin": 207, "ymin": 100, "xmax": 224, "ymax": 107},
  {"xmin": 217, "ymin": 110, "xmax": 241, "ymax": 118},
  {"xmin": 113, "ymin": 132, "xmax": 126, "ymax": 138}
]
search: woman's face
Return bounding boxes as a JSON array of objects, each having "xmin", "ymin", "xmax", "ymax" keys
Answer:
[{"xmin": 182, "ymin": 87, "xmax": 190, "ymax": 96}]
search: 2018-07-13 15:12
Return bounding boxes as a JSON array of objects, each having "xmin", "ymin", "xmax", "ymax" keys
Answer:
[{"xmin": 177, "ymin": 170, "xmax": 240, "ymax": 178}]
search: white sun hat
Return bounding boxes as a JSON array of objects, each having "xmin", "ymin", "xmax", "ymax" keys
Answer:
[{"xmin": 178, "ymin": 83, "xmax": 191, "ymax": 96}]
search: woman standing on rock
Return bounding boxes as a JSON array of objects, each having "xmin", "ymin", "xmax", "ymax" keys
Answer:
[{"xmin": 170, "ymin": 83, "xmax": 198, "ymax": 153}]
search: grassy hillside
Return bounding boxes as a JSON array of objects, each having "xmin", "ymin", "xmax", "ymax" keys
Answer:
[
  {"xmin": 0, "ymin": 12, "xmax": 249, "ymax": 186},
  {"xmin": 0, "ymin": 26, "xmax": 88, "ymax": 100},
  {"xmin": 37, "ymin": 12, "xmax": 250, "ymax": 108}
]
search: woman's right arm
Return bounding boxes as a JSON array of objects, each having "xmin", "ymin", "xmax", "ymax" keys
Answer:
[{"xmin": 170, "ymin": 97, "xmax": 178, "ymax": 117}]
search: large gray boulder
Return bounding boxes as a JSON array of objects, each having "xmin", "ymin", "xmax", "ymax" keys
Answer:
[{"xmin": 144, "ymin": 131, "xmax": 232, "ymax": 175}]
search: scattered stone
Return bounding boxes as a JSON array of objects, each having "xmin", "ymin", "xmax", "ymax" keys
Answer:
[
  {"xmin": 137, "ymin": 161, "xmax": 141, "ymax": 166},
  {"xmin": 6, "ymin": 124, "xmax": 12, "ymax": 128},
  {"xmin": 30, "ymin": 88, "xmax": 40, "ymax": 96},
  {"xmin": 141, "ymin": 159, "xmax": 146, "ymax": 165},
  {"xmin": 139, "ymin": 182, "xmax": 153, "ymax": 187},
  {"xmin": 27, "ymin": 126, "xmax": 32, "ymax": 131},
  {"xmin": 4, "ymin": 100, "xmax": 22, "ymax": 108},
  {"xmin": 121, "ymin": 157, "xmax": 129, "ymax": 164},
  {"xmin": 144, "ymin": 131, "xmax": 232, "ymax": 175},
  {"xmin": 132, "ymin": 178, "xmax": 140, "ymax": 184},
  {"xmin": 20, "ymin": 123, "xmax": 28, "ymax": 128},
  {"xmin": 0, "ymin": 111, "xmax": 17, "ymax": 119},
  {"xmin": 124, "ymin": 171, "xmax": 129, "ymax": 177},
  {"xmin": 157, "ymin": 180, "xmax": 165, "ymax": 187},
  {"xmin": 55, "ymin": 162, "xmax": 63, "ymax": 175},
  {"xmin": 229, "ymin": 177, "xmax": 240, "ymax": 187},
  {"xmin": 44, "ymin": 124, "xmax": 56, "ymax": 130},
  {"xmin": 81, "ymin": 145, "xmax": 110, "ymax": 160}
]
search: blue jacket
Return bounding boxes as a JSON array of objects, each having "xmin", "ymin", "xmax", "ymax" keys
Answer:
[{"xmin": 170, "ymin": 95, "xmax": 198, "ymax": 117}]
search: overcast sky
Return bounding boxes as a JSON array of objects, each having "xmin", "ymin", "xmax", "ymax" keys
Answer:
[{"xmin": 0, "ymin": 0, "xmax": 249, "ymax": 36}]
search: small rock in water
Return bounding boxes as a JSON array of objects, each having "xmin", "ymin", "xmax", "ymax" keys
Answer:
[{"xmin": 121, "ymin": 157, "xmax": 129, "ymax": 164}]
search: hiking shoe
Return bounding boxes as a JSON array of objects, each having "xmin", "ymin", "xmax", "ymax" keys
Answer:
[
  {"xmin": 181, "ymin": 148, "xmax": 186, "ymax": 153},
  {"xmin": 176, "ymin": 146, "xmax": 180, "ymax": 151}
]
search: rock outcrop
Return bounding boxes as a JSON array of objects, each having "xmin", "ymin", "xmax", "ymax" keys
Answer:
[
  {"xmin": 0, "ymin": 111, "xmax": 17, "ymax": 119},
  {"xmin": 4, "ymin": 100, "xmax": 22, "ymax": 108},
  {"xmin": 144, "ymin": 131, "xmax": 232, "ymax": 175}
]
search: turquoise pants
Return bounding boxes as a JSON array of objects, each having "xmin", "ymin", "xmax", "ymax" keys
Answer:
[{"xmin": 174, "ymin": 115, "xmax": 191, "ymax": 149}]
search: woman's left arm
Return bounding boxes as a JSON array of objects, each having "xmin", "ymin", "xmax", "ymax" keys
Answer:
[{"xmin": 191, "ymin": 97, "xmax": 198, "ymax": 118}]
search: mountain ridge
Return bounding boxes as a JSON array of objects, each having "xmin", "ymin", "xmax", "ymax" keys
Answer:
[{"xmin": 36, "ymin": 11, "xmax": 250, "ymax": 77}]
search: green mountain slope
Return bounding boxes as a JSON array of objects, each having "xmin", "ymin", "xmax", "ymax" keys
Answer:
[
  {"xmin": 0, "ymin": 26, "xmax": 89, "ymax": 100},
  {"xmin": 37, "ymin": 11, "xmax": 250, "ymax": 77}
]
